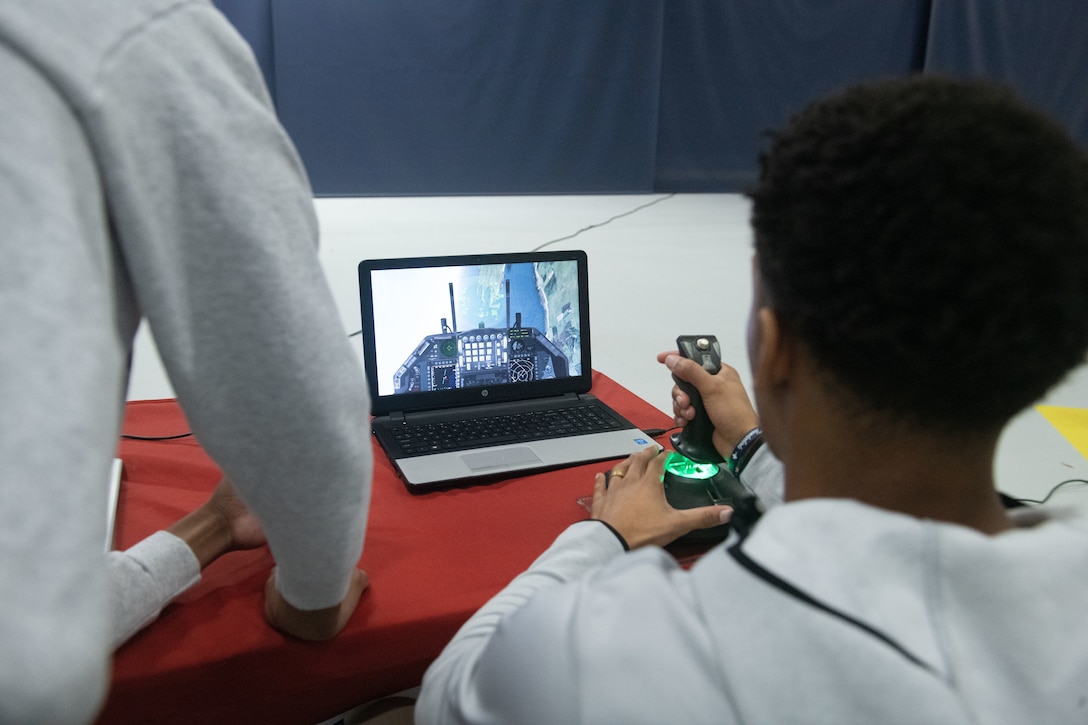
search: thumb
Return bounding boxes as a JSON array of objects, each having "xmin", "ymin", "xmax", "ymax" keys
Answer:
[
  {"xmin": 666, "ymin": 353, "xmax": 714, "ymax": 390},
  {"xmin": 677, "ymin": 504, "xmax": 733, "ymax": 532}
]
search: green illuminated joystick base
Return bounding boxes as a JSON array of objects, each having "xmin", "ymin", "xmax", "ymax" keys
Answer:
[
  {"xmin": 664, "ymin": 455, "xmax": 720, "ymax": 481},
  {"xmin": 663, "ymin": 452, "xmax": 747, "ymax": 543}
]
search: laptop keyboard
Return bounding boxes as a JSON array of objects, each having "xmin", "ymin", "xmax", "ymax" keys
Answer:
[{"xmin": 390, "ymin": 404, "xmax": 627, "ymax": 455}]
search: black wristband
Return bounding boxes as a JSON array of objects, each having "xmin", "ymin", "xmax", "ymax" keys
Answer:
[
  {"xmin": 594, "ymin": 520, "xmax": 630, "ymax": 551},
  {"xmin": 728, "ymin": 427, "xmax": 764, "ymax": 478}
]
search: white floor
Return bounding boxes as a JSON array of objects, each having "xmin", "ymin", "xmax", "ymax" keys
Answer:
[{"xmin": 126, "ymin": 193, "xmax": 1088, "ymax": 507}]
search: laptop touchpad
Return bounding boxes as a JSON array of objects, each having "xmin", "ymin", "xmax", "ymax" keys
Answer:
[{"xmin": 462, "ymin": 447, "xmax": 542, "ymax": 472}]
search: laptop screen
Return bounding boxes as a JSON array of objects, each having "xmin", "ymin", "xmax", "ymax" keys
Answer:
[{"xmin": 358, "ymin": 250, "xmax": 594, "ymax": 416}]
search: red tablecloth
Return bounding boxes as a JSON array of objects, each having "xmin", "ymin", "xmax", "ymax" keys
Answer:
[{"xmin": 96, "ymin": 372, "xmax": 674, "ymax": 724}]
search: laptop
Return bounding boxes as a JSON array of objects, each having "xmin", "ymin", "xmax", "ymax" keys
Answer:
[{"xmin": 357, "ymin": 250, "xmax": 657, "ymax": 490}]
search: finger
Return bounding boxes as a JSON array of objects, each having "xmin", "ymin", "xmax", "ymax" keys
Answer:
[
  {"xmin": 613, "ymin": 449, "xmax": 646, "ymax": 478},
  {"xmin": 594, "ymin": 471, "xmax": 608, "ymax": 496},
  {"xmin": 665, "ymin": 353, "xmax": 715, "ymax": 386},
  {"xmin": 660, "ymin": 351, "xmax": 694, "ymax": 418},
  {"xmin": 655, "ymin": 349, "xmax": 680, "ymax": 365},
  {"xmin": 625, "ymin": 450, "xmax": 668, "ymax": 493},
  {"xmin": 327, "ymin": 570, "xmax": 369, "ymax": 637},
  {"xmin": 343, "ymin": 569, "xmax": 369, "ymax": 608},
  {"xmin": 625, "ymin": 445, "xmax": 663, "ymax": 479},
  {"xmin": 672, "ymin": 385, "xmax": 691, "ymax": 408},
  {"xmin": 678, "ymin": 505, "xmax": 733, "ymax": 532},
  {"xmin": 605, "ymin": 466, "xmax": 628, "ymax": 486},
  {"xmin": 354, "ymin": 568, "xmax": 371, "ymax": 594},
  {"xmin": 590, "ymin": 472, "xmax": 608, "ymax": 517},
  {"xmin": 648, "ymin": 447, "xmax": 669, "ymax": 477},
  {"xmin": 673, "ymin": 391, "xmax": 696, "ymax": 423}
]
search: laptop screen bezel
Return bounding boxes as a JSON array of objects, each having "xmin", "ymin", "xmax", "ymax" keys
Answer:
[{"xmin": 357, "ymin": 250, "xmax": 593, "ymax": 416}]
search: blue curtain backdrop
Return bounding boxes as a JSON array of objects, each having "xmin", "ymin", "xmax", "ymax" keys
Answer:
[
  {"xmin": 270, "ymin": 0, "xmax": 662, "ymax": 195},
  {"xmin": 655, "ymin": 0, "xmax": 930, "ymax": 191},
  {"xmin": 212, "ymin": 0, "xmax": 276, "ymax": 104},
  {"xmin": 211, "ymin": 0, "xmax": 1088, "ymax": 196},
  {"xmin": 925, "ymin": 0, "xmax": 1088, "ymax": 149}
]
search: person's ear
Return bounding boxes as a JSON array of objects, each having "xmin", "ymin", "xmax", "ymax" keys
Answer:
[
  {"xmin": 747, "ymin": 260, "xmax": 792, "ymax": 390},
  {"xmin": 749, "ymin": 306, "xmax": 793, "ymax": 390}
]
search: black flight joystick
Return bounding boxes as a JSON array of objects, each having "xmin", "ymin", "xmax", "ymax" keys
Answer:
[
  {"xmin": 670, "ymin": 336, "xmax": 726, "ymax": 465},
  {"xmin": 663, "ymin": 335, "xmax": 743, "ymax": 543}
]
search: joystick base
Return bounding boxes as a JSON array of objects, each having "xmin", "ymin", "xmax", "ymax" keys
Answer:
[{"xmin": 663, "ymin": 452, "xmax": 747, "ymax": 543}]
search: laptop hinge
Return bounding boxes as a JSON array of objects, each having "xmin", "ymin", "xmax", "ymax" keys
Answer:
[{"xmin": 390, "ymin": 412, "xmax": 406, "ymax": 424}]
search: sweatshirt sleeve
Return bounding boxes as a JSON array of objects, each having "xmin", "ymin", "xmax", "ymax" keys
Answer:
[
  {"xmin": 417, "ymin": 521, "xmax": 625, "ymax": 724},
  {"xmin": 738, "ymin": 446, "xmax": 785, "ymax": 508},
  {"xmin": 107, "ymin": 532, "xmax": 201, "ymax": 649},
  {"xmin": 87, "ymin": 5, "xmax": 372, "ymax": 610}
]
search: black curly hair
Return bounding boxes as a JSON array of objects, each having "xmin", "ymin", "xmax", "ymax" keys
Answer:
[{"xmin": 748, "ymin": 75, "xmax": 1088, "ymax": 432}]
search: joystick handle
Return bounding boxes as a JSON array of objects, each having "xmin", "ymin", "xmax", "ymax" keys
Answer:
[{"xmin": 670, "ymin": 335, "xmax": 725, "ymax": 464}]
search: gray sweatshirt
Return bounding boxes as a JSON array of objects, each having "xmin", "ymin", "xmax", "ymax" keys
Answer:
[
  {"xmin": 419, "ymin": 448, "xmax": 1088, "ymax": 724},
  {"xmin": 0, "ymin": 2, "xmax": 372, "ymax": 722}
]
